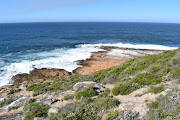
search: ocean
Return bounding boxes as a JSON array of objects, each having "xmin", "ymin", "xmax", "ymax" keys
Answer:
[{"xmin": 0, "ymin": 22, "xmax": 179, "ymax": 86}]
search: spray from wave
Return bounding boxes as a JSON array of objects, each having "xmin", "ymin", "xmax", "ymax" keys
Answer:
[{"xmin": 0, "ymin": 45, "xmax": 103, "ymax": 86}]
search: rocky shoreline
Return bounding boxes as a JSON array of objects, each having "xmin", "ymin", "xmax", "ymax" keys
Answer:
[
  {"xmin": 73, "ymin": 46, "xmax": 163, "ymax": 75},
  {"xmin": 2, "ymin": 46, "xmax": 163, "ymax": 86}
]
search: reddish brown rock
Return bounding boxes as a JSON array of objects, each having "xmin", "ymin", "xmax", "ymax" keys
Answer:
[{"xmin": 12, "ymin": 68, "xmax": 71, "ymax": 85}]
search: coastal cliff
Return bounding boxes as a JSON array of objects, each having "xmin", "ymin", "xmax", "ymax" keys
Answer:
[{"xmin": 0, "ymin": 47, "xmax": 180, "ymax": 120}]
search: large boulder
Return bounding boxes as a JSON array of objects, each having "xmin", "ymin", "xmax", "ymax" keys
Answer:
[
  {"xmin": 73, "ymin": 81, "xmax": 106, "ymax": 92},
  {"xmin": 41, "ymin": 98, "xmax": 60, "ymax": 105},
  {"xmin": 12, "ymin": 68, "xmax": 71, "ymax": 85},
  {"xmin": 6, "ymin": 97, "xmax": 30, "ymax": 110}
]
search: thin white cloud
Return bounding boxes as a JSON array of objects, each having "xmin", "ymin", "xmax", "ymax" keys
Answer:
[{"xmin": 21, "ymin": 0, "xmax": 100, "ymax": 11}]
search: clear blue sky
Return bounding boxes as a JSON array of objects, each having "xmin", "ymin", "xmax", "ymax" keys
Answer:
[{"xmin": 0, "ymin": 0, "xmax": 180, "ymax": 23}]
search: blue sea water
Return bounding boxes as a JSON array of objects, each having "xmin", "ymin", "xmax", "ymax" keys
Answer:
[{"xmin": 0, "ymin": 22, "xmax": 180, "ymax": 86}]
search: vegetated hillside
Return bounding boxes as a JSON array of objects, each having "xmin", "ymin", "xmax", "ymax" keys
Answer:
[
  {"xmin": 90, "ymin": 47, "xmax": 180, "ymax": 95},
  {"xmin": 27, "ymin": 47, "xmax": 180, "ymax": 96},
  {"xmin": 1, "ymin": 48, "xmax": 180, "ymax": 120}
]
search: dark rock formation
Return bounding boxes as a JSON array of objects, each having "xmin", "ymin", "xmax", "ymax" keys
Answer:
[{"xmin": 12, "ymin": 68, "xmax": 71, "ymax": 85}]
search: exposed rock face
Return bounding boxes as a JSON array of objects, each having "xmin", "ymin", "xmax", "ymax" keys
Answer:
[
  {"xmin": 73, "ymin": 81, "xmax": 106, "ymax": 92},
  {"xmin": 6, "ymin": 97, "xmax": 30, "ymax": 110},
  {"xmin": 41, "ymin": 98, "xmax": 60, "ymax": 105},
  {"xmin": 48, "ymin": 107, "xmax": 59, "ymax": 114},
  {"xmin": 12, "ymin": 68, "xmax": 71, "ymax": 85}
]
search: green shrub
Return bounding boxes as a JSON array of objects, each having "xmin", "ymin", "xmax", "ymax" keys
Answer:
[
  {"xmin": 53, "ymin": 96, "xmax": 120, "ymax": 120},
  {"xmin": 105, "ymin": 110, "xmax": 121, "ymax": 120},
  {"xmin": 62, "ymin": 95, "xmax": 74, "ymax": 101},
  {"xmin": 151, "ymin": 64, "xmax": 162, "ymax": 73},
  {"xmin": 171, "ymin": 69, "xmax": 180, "ymax": 79},
  {"xmin": 97, "ymin": 89, "xmax": 110, "ymax": 98},
  {"xmin": 49, "ymin": 113, "xmax": 57, "ymax": 120},
  {"xmin": 112, "ymin": 82, "xmax": 131, "ymax": 95},
  {"xmin": 24, "ymin": 103, "xmax": 50, "ymax": 119},
  {"xmin": 149, "ymin": 85, "xmax": 165, "ymax": 94},
  {"xmin": 148, "ymin": 101, "xmax": 159, "ymax": 109},
  {"xmin": 94, "ymin": 97, "xmax": 119, "ymax": 110},
  {"xmin": 147, "ymin": 86, "xmax": 180, "ymax": 120},
  {"xmin": 24, "ymin": 111, "xmax": 34, "ymax": 120},
  {"xmin": 0, "ymin": 102, "xmax": 5, "ymax": 108},
  {"xmin": 26, "ymin": 76, "xmax": 85, "ymax": 96},
  {"xmin": 173, "ymin": 58, "xmax": 180, "ymax": 64},
  {"xmin": 133, "ymin": 72, "xmax": 162, "ymax": 85},
  {"xmin": 112, "ymin": 82, "xmax": 140, "ymax": 96},
  {"xmin": 7, "ymin": 89, "xmax": 16, "ymax": 95},
  {"xmin": 8, "ymin": 106, "xmax": 20, "ymax": 111},
  {"xmin": 75, "ymin": 85, "xmax": 96, "ymax": 100}
]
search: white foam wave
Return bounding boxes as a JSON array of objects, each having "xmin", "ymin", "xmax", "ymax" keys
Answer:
[
  {"xmin": 0, "ymin": 42, "xmax": 178, "ymax": 86},
  {"xmin": 81, "ymin": 43, "xmax": 178, "ymax": 50},
  {"xmin": 0, "ymin": 46, "xmax": 103, "ymax": 86}
]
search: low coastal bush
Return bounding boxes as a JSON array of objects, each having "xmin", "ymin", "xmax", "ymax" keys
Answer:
[
  {"xmin": 24, "ymin": 103, "xmax": 50, "ymax": 120},
  {"xmin": 97, "ymin": 88, "xmax": 110, "ymax": 98},
  {"xmin": 171, "ymin": 69, "xmax": 180, "ymax": 79},
  {"xmin": 52, "ymin": 96, "xmax": 119, "ymax": 120},
  {"xmin": 112, "ymin": 82, "xmax": 141, "ymax": 96},
  {"xmin": 7, "ymin": 89, "xmax": 16, "ymax": 95},
  {"xmin": 147, "ymin": 86, "xmax": 180, "ymax": 120},
  {"xmin": 105, "ymin": 110, "xmax": 121, "ymax": 120},
  {"xmin": 0, "ymin": 102, "xmax": 5, "ymax": 108},
  {"xmin": 94, "ymin": 97, "xmax": 119, "ymax": 110},
  {"xmin": 148, "ymin": 101, "xmax": 159, "ymax": 109},
  {"xmin": 149, "ymin": 85, "xmax": 165, "ymax": 94},
  {"xmin": 105, "ymin": 110, "xmax": 139, "ymax": 120},
  {"xmin": 0, "ymin": 97, "xmax": 14, "ymax": 108},
  {"xmin": 75, "ymin": 85, "xmax": 96, "ymax": 100},
  {"xmin": 132, "ymin": 72, "xmax": 162, "ymax": 85},
  {"xmin": 151, "ymin": 64, "xmax": 162, "ymax": 73},
  {"xmin": 26, "ymin": 76, "xmax": 84, "ymax": 96},
  {"xmin": 173, "ymin": 57, "xmax": 180, "ymax": 64},
  {"xmin": 62, "ymin": 95, "xmax": 74, "ymax": 101}
]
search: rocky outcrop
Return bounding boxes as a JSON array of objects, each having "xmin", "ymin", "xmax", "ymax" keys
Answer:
[
  {"xmin": 12, "ymin": 68, "xmax": 71, "ymax": 85},
  {"xmin": 41, "ymin": 98, "xmax": 60, "ymax": 105},
  {"xmin": 6, "ymin": 97, "xmax": 30, "ymax": 110},
  {"xmin": 73, "ymin": 81, "xmax": 106, "ymax": 92}
]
